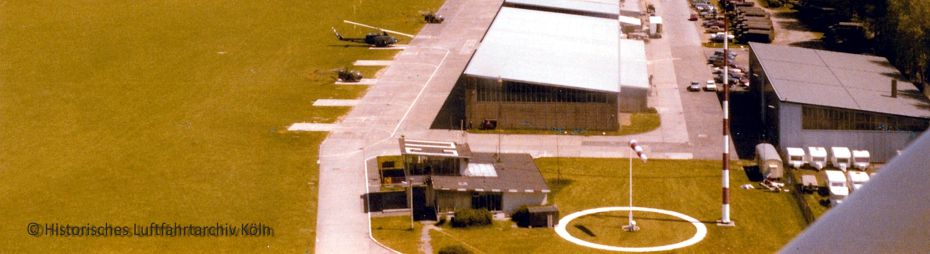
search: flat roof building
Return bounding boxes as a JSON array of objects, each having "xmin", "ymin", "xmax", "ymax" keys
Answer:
[
  {"xmin": 397, "ymin": 137, "xmax": 550, "ymax": 216},
  {"xmin": 749, "ymin": 43, "xmax": 930, "ymax": 162},
  {"xmin": 461, "ymin": 7, "xmax": 649, "ymax": 131},
  {"xmin": 503, "ymin": 0, "xmax": 644, "ymax": 18}
]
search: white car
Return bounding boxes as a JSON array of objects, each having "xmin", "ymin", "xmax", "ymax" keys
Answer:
[{"xmin": 704, "ymin": 80, "xmax": 717, "ymax": 91}]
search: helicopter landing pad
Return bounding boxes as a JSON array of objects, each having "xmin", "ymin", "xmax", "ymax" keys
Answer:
[
  {"xmin": 369, "ymin": 44, "xmax": 408, "ymax": 50},
  {"xmin": 353, "ymin": 60, "xmax": 393, "ymax": 66},
  {"xmin": 335, "ymin": 78, "xmax": 377, "ymax": 85}
]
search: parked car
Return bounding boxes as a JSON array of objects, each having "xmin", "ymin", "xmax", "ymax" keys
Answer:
[
  {"xmin": 709, "ymin": 32, "xmax": 735, "ymax": 42},
  {"xmin": 704, "ymin": 80, "xmax": 717, "ymax": 91},
  {"xmin": 703, "ymin": 20, "xmax": 724, "ymax": 28},
  {"xmin": 714, "ymin": 49, "xmax": 738, "ymax": 57},
  {"xmin": 706, "ymin": 26, "xmax": 723, "ymax": 33},
  {"xmin": 688, "ymin": 81, "xmax": 701, "ymax": 91}
]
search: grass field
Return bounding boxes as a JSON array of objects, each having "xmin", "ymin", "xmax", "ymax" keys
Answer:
[
  {"xmin": 0, "ymin": 1, "xmax": 441, "ymax": 252},
  {"xmin": 374, "ymin": 159, "xmax": 807, "ymax": 253}
]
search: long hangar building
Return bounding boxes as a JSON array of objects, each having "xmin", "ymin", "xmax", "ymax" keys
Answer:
[
  {"xmin": 458, "ymin": 4, "xmax": 649, "ymax": 131},
  {"xmin": 750, "ymin": 43, "xmax": 930, "ymax": 162}
]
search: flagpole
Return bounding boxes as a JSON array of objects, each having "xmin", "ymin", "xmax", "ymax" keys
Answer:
[{"xmin": 624, "ymin": 140, "xmax": 643, "ymax": 232}]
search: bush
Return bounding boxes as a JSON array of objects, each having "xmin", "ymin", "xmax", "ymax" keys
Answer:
[
  {"xmin": 511, "ymin": 205, "xmax": 531, "ymax": 228},
  {"xmin": 438, "ymin": 245, "xmax": 471, "ymax": 254},
  {"xmin": 451, "ymin": 208, "xmax": 492, "ymax": 228}
]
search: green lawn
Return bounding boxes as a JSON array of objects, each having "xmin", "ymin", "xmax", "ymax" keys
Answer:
[
  {"xmin": 371, "ymin": 216, "xmax": 421, "ymax": 254},
  {"xmin": 0, "ymin": 1, "xmax": 441, "ymax": 253},
  {"xmin": 375, "ymin": 159, "xmax": 806, "ymax": 253}
]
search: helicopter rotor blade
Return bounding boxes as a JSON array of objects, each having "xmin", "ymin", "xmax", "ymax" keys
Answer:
[{"xmin": 342, "ymin": 20, "xmax": 415, "ymax": 38}]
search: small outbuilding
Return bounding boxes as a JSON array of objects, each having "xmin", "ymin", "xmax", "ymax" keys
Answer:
[
  {"xmin": 755, "ymin": 143, "xmax": 784, "ymax": 179},
  {"xmin": 526, "ymin": 205, "xmax": 560, "ymax": 228}
]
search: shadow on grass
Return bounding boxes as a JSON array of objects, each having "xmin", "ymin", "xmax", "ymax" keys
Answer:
[
  {"xmin": 744, "ymin": 165, "xmax": 765, "ymax": 182},
  {"xmin": 546, "ymin": 178, "xmax": 574, "ymax": 198},
  {"xmin": 573, "ymin": 224, "xmax": 597, "ymax": 237},
  {"xmin": 374, "ymin": 225, "xmax": 416, "ymax": 232}
]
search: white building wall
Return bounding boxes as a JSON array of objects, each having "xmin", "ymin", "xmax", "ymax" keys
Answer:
[
  {"xmin": 777, "ymin": 103, "xmax": 923, "ymax": 162},
  {"xmin": 502, "ymin": 192, "xmax": 547, "ymax": 214}
]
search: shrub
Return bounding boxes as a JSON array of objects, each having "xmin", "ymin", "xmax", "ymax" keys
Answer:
[
  {"xmin": 511, "ymin": 205, "xmax": 531, "ymax": 227},
  {"xmin": 451, "ymin": 208, "xmax": 492, "ymax": 228},
  {"xmin": 438, "ymin": 245, "xmax": 472, "ymax": 254}
]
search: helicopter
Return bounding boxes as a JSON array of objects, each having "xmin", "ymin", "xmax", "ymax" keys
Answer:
[
  {"xmin": 331, "ymin": 20, "xmax": 413, "ymax": 47},
  {"xmin": 420, "ymin": 11, "xmax": 444, "ymax": 24},
  {"xmin": 335, "ymin": 67, "xmax": 363, "ymax": 82},
  {"xmin": 331, "ymin": 27, "xmax": 398, "ymax": 47}
]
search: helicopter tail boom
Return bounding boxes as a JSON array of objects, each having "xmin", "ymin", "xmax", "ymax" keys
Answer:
[{"xmin": 331, "ymin": 27, "xmax": 343, "ymax": 40}]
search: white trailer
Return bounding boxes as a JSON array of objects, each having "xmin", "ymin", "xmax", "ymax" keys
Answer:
[
  {"xmin": 831, "ymin": 147, "xmax": 852, "ymax": 171},
  {"xmin": 785, "ymin": 147, "xmax": 806, "ymax": 169},
  {"xmin": 852, "ymin": 150, "xmax": 870, "ymax": 170},
  {"xmin": 846, "ymin": 171, "xmax": 870, "ymax": 192},
  {"xmin": 807, "ymin": 147, "xmax": 827, "ymax": 170},
  {"xmin": 825, "ymin": 170, "xmax": 849, "ymax": 206}
]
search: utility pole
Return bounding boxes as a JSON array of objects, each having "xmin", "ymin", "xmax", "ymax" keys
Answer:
[
  {"xmin": 624, "ymin": 140, "xmax": 646, "ymax": 232},
  {"xmin": 718, "ymin": 0, "xmax": 735, "ymax": 227},
  {"xmin": 496, "ymin": 76, "xmax": 502, "ymax": 162}
]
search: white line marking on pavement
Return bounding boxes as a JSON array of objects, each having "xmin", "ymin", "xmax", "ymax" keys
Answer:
[
  {"xmin": 335, "ymin": 79, "xmax": 377, "ymax": 86},
  {"xmin": 353, "ymin": 60, "xmax": 393, "ymax": 66},
  {"xmin": 390, "ymin": 48, "xmax": 450, "ymax": 137},
  {"xmin": 313, "ymin": 99, "xmax": 359, "ymax": 107},
  {"xmin": 287, "ymin": 123, "xmax": 335, "ymax": 132}
]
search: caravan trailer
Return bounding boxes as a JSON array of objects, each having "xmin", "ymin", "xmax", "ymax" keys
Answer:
[
  {"xmin": 807, "ymin": 147, "xmax": 827, "ymax": 170},
  {"xmin": 825, "ymin": 170, "xmax": 849, "ymax": 206},
  {"xmin": 852, "ymin": 150, "xmax": 870, "ymax": 170},
  {"xmin": 785, "ymin": 147, "xmax": 805, "ymax": 169},
  {"xmin": 831, "ymin": 147, "xmax": 852, "ymax": 171},
  {"xmin": 756, "ymin": 143, "xmax": 784, "ymax": 179}
]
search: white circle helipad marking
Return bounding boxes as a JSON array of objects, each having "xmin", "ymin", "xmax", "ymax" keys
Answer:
[{"xmin": 554, "ymin": 207, "xmax": 707, "ymax": 252}]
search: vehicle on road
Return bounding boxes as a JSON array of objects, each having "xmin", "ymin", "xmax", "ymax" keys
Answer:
[
  {"xmin": 704, "ymin": 80, "xmax": 717, "ymax": 91},
  {"xmin": 689, "ymin": 13, "xmax": 698, "ymax": 21},
  {"xmin": 688, "ymin": 81, "xmax": 701, "ymax": 91}
]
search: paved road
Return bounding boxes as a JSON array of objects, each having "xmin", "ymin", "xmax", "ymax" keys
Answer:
[
  {"xmin": 314, "ymin": 0, "xmax": 738, "ymax": 252},
  {"xmin": 314, "ymin": 1, "xmax": 502, "ymax": 253}
]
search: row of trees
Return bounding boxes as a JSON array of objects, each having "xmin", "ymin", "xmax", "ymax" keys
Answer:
[{"xmin": 798, "ymin": 0, "xmax": 929, "ymax": 86}]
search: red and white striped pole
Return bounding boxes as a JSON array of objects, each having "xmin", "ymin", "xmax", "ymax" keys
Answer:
[{"xmin": 719, "ymin": 0, "xmax": 734, "ymax": 227}]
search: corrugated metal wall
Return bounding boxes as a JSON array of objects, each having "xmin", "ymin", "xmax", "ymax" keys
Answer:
[
  {"xmin": 777, "ymin": 103, "xmax": 923, "ymax": 162},
  {"xmin": 464, "ymin": 76, "xmax": 620, "ymax": 131}
]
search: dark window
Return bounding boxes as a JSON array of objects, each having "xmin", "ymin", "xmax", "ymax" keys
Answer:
[
  {"xmin": 471, "ymin": 192, "xmax": 502, "ymax": 211},
  {"xmin": 802, "ymin": 106, "xmax": 929, "ymax": 132}
]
